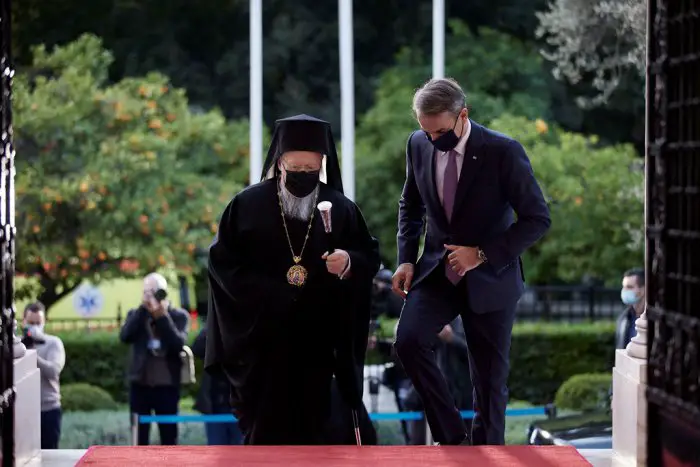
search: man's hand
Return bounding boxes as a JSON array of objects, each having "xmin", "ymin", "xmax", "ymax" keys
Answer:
[
  {"xmin": 322, "ymin": 249, "xmax": 350, "ymax": 276},
  {"xmin": 144, "ymin": 292, "xmax": 167, "ymax": 318},
  {"xmin": 392, "ymin": 263, "xmax": 415, "ymax": 299},
  {"xmin": 444, "ymin": 244, "xmax": 483, "ymax": 276}
]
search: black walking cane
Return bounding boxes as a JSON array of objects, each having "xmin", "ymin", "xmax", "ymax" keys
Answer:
[{"xmin": 318, "ymin": 201, "xmax": 362, "ymax": 446}]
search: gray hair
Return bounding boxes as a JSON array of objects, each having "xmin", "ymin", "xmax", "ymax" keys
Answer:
[
  {"xmin": 144, "ymin": 272, "xmax": 168, "ymax": 291},
  {"xmin": 412, "ymin": 78, "xmax": 466, "ymax": 117}
]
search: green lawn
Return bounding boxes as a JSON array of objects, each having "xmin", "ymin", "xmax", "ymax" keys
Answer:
[{"xmin": 16, "ymin": 278, "xmax": 193, "ymax": 321}]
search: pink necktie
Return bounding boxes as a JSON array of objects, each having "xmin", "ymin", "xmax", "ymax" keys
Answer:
[{"xmin": 443, "ymin": 150, "xmax": 461, "ymax": 284}]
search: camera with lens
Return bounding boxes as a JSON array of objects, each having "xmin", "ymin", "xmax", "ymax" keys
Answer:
[
  {"xmin": 153, "ymin": 288, "xmax": 168, "ymax": 301},
  {"xmin": 22, "ymin": 327, "xmax": 46, "ymax": 349}
]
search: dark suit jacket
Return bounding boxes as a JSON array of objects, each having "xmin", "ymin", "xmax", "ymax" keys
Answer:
[
  {"xmin": 615, "ymin": 307, "xmax": 636, "ymax": 350},
  {"xmin": 119, "ymin": 305, "xmax": 190, "ymax": 385},
  {"xmin": 398, "ymin": 120, "xmax": 551, "ymax": 313}
]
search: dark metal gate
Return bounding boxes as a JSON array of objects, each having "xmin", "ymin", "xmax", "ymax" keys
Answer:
[
  {"xmin": 0, "ymin": 0, "xmax": 14, "ymax": 465},
  {"xmin": 646, "ymin": 0, "xmax": 700, "ymax": 465}
]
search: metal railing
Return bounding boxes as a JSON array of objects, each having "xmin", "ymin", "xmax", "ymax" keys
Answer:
[
  {"xmin": 516, "ymin": 285, "xmax": 622, "ymax": 321},
  {"xmin": 646, "ymin": 0, "xmax": 700, "ymax": 464},
  {"xmin": 45, "ymin": 316, "xmax": 123, "ymax": 332}
]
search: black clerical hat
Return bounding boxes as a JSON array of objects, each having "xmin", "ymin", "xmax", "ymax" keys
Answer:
[{"xmin": 261, "ymin": 114, "xmax": 344, "ymax": 194}]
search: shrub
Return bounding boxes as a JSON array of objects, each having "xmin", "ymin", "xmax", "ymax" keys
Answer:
[
  {"xmin": 58, "ymin": 321, "xmax": 615, "ymax": 406},
  {"xmin": 509, "ymin": 321, "xmax": 615, "ymax": 404},
  {"xmin": 370, "ymin": 319, "xmax": 616, "ymax": 405},
  {"xmin": 62, "ymin": 383, "xmax": 119, "ymax": 412},
  {"xmin": 58, "ymin": 330, "xmax": 203, "ymax": 404},
  {"xmin": 554, "ymin": 372, "xmax": 613, "ymax": 412}
]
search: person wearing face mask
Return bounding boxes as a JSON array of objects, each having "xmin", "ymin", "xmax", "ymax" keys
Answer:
[
  {"xmin": 615, "ymin": 268, "xmax": 645, "ymax": 349},
  {"xmin": 21, "ymin": 302, "xmax": 66, "ymax": 449},
  {"xmin": 206, "ymin": 114, "xmax": 380, "ymax": 445},
  {"xmin": 391, "ymin": 78, "xmax": 550, "ymax": 446}
]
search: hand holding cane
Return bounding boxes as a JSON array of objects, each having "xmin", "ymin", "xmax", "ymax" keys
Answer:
[{"xmin": 318, "ymin": 201, "xmax": 335, "ymax": 254}]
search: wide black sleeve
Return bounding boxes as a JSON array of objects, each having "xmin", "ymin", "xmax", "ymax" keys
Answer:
[
  {"xmin": 204, "ymin": 196, "xmax": 292, "ymax": 377},
  {"xmin": 333, "ymin": 202, "xmax": 381, "ymax": 410}
]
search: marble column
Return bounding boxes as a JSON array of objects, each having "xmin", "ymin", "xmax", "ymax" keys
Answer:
[
  {"xmin": 10, "ymin": 320, "xmax": 42, "ymax": 466},
  {"xmin": 612, "ymin": 310, "xmax": 648, "ymax": 466},
  {"xmin": 12, "ymin": 319, "xmax": 26, "ymax": 359}
]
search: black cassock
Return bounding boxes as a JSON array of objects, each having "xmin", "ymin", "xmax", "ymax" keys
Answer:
[{"xmin": 205, "ymin": 178, "xmax": 380, "ymax": 445}]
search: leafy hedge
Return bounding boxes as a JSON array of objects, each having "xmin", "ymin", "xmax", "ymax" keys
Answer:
[
  {"xmin": 508, "ymin": 321, "xmax": 615, "ymax": 404},
  {"xmin": 57, "ymin": 321, "xmax": 615, "ymax": 405},
  {"xmin": 62, "ymin": 383, "xmax": 119, "ymax": 412},
  {"xmin": 58, "ymin": 330, "xmax": 203, "ymax": 403},
  {"xmin": 554, "ymin": 372, "xmax": 613, "ymax": 411}
]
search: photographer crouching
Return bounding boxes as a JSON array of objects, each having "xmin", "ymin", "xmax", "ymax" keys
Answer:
[
  {"xmin": 21, "ymin": 302, "xmax": 66, "ymax": 449},
  {"xmin": 119, "ymin": 273, "xmax": 189, "ymax": 445}
]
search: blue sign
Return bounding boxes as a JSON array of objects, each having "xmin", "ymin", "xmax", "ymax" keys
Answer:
[{"xmin": 72, "ymin": 284, "xmax": 104, "ymax": 318}]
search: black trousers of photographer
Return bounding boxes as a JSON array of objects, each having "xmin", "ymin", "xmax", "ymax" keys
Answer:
[{"xmin": 130, "ymin": 384, "xmax": 180, "ymax": 445}]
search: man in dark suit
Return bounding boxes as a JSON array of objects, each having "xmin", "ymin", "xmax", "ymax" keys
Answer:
[{"xmin": 392, "ymin": 78, "xmax": 550, "ymax": 446}]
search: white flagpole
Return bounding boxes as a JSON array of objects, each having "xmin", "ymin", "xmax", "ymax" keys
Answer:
[
  {"xmin": 432, "ymin": 0, "xmax": 445, "ymax": 79},
  {"xmin": 249, "ymin": 0, "xmax": 263, "ymax": 185},
  {"xmin": 339, "ymin": 0, "xmax": 355, "ymax": 201}
]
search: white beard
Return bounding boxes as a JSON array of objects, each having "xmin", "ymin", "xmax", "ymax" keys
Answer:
[{"xmin": 279, "ymin": 180, "xmax": 319, "ymax": 221}]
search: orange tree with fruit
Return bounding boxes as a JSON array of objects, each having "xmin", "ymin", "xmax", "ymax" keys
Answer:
[{"xmin": 13, "ymin": 34, "xmax": 260, "ymax": 311}]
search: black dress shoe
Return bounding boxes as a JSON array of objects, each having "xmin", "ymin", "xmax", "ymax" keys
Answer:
[{"xmin": 458, "ymin": 436, "xmax": 471, "ymax": 446}]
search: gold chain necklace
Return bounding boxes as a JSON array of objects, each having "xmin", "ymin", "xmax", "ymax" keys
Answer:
[{"xmin": 277, "ymin": 183, "xmax": 319, "ymax": 287}]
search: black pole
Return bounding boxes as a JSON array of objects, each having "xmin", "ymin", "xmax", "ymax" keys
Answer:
[{"xmin": 0, "ymin": 0, "xmax": 15, "ymax": 464}]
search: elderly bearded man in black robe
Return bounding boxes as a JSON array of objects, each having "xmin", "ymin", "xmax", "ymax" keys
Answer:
[{"xmin": 205, "ymin": 115, "xmax": 380, "ymax": 445}]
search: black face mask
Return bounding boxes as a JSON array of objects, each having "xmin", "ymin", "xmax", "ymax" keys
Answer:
[
  {"xmin": 285, "ymin": 170, "xmax": 320, "ymax": 198},
  {"xmin": 427, "ymin": 115, "xmax": 462, "ymax": 152}
]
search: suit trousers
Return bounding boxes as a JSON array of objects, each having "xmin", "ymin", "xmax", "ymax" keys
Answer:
[
  {"xmin": 129, "ymin": 384, "xmax": 180, "ymax": 445},
  {"xmin": 394, "ymin": 270, "xmax": 516, "ymax": 445}
]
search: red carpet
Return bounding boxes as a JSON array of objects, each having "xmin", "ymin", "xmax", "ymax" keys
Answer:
[{"xmin": 76, "ymin": 445, "xmax": 591, "ymax": 466}]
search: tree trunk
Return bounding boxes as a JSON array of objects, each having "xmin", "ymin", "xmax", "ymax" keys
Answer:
[{"xmin": 37, "ymin": 273, "xmax": 80, "ymax": 317}]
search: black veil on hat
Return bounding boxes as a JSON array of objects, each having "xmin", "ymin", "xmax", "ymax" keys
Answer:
[{"xmin": 260, "ymin": 114, "xmax": 345, "ymax": 194}]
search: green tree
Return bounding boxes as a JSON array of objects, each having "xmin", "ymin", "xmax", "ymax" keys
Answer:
[
  {"xmin": 536, "ymin": 0, "xmax": 646, "ymax": 106},
  {"xmin": 14, "ymin": 34, "xmax": 254, "ymax": 310},
  {"xmin": 487, "ymin": 114, "xmax": 643, "ymax": 284}
]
